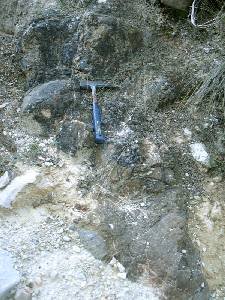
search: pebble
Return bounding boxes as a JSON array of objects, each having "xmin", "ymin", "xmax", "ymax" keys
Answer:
[
  {"xmin": 63, "ymin": 236, "xmax": 71, "ymax": 242},
  {"xmin": 117, "ymin": 273, "xmax": 127, "ymax": 279},
  {"xmin": 109, "ymin": 224, "xmax": 114, "ymax": 230},
  {"xmin": 45, "ymin": 161, "xmax": 54, "ymax": 167},
  {"xmin": 73, "ymin": 245, "xmax": 81, "ymax": 253},
  {"xmin": 117, "ymin": 262, "xmax": 126, "ymax": 273},
  {"xmin": 80, "ymin": 281, "xmax": 87, "ymax": 288},
  {"xmin": 212, "ymin": 176, "xmax": 223, "ymax": 183},
  {"xmin": 50, "ymin": 271, "xmax": 58, "ymax": 279}
]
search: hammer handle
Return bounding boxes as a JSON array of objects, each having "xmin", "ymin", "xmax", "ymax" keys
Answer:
[{"xmin": 91, "ymin": 87, "xmax": 106, "ymax": 144}]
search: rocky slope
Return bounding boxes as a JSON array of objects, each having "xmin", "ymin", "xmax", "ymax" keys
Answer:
[{"xmin": 0, "ymin": 0, "xmax": 224, "ymax": 299}]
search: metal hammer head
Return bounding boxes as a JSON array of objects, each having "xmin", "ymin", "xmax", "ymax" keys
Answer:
[{"xmin": 80, "ymin": 80, "xmax": 116, "ymax": 90}]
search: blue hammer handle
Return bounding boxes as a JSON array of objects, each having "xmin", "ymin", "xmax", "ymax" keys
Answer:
[{"xmin": 91, "ymin": 86, "xmax": 106, "ymax": 144}]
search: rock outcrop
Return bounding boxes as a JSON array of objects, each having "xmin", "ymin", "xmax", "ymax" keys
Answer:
[{"xmin": 0, "ymin": 0, "xmax": 224, "ymax": 299}]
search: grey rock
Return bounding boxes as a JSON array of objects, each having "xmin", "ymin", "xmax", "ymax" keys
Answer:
[
  {"xmin": 73, "ymin": 12, "xmax": 143, "ymax": 78},
  {"xmin": 56, "ymin": 119, "xmax": 91, "ymax": 154},
  {"xmin": 160, "ymin": 0, "xmax": 193, "ymax": 10},
  {"xmin": 0, "ymin": 250, "xmax": 20, "ymax": 300},
  {"xmin": 98, "ymin": 188, "xmax": 207, "ymax": 298},
  {"xmin": 17, "ymin": 16, "xmax": 79, "ymax": 87},
  {"xmin": 22, "ymin": 79, "xmax": 76, "ymax": 119},
  {"xmin": 78, "ymin": 229, "xmax": 107, "ymax": 260},
  {"xmin": 0, "ymin": 0, "xmax": 60, "ymax": 34}
]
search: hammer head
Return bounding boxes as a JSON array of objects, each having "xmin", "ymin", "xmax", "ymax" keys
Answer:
[{"xmin": 80, "ymin": 80, "xmax": 116, "ymax": 90}]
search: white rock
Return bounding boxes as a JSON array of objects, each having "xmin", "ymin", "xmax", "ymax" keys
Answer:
[
  {"xmin": 109, "ymin": 257, "xmax": 126, "ymax": 274},
  {"xmin": 0, "ymin": 171, "xmax": 10, "ymax": 189},
  {"xmin": 63, "ymin": 236, "xmax": 71, "ymax": 242},
  {"xmin": 143, "ymin": 139, "xmax": 161, "ymax": 166},
  {"xmin": 0, "ymin": 169, "xmax": 39, "ymax": 208},
  {"xmin": 0, "ymin": 102, "xmax": 9, "ymax": 109},
  {"xmin": 44, "ymin": 161, "xmax": 53, "ymax": 167},
  {"xmin": 117, "ymin": 262, "xmax": 126, "ymax": 273},
  {"xmin": 49, "ymin": 271, "xmax": 58, "ymax": 280},
  {"xmin": 117, "ymin": 273, "xmax": 127, "ymax": 279},
  {"xmin": 183, "ymin": 128, "xmax": 192, "ymax": 139},
  {"xmin": 0, "ymin": 250, "xmax": 20, "ymax": 299},
  {"xmin": 80, "ymin": 281, "xmax": 87, "ymax": 288},
  {"xmin": 190, "ymin": 143, "xmax": 210, "ymax": 166},
  {"xmin": 109, "ymin": 224, "xmax": 114, "ymax": 230},
  {"xmin": 73, "ymin": 246, "xmax": 81, "ymax": 253}
]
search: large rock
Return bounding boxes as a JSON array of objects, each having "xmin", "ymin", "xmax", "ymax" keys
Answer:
[
  {"xmin": 0, "ymin": 250, "xmax": 20, "ymax": 299},
  {"xmin": 98, "ymin": 190, "xmax": 207, "ymax": 299},
  {"xmin": 0, "ymin": 0, "xmax": 59, "ymax": 34},
  {"xmin": 17, "ymin": 16, "xmax": 79, "ymax": 87},
  {"xmin": 73, "ymin": 12, "xmax": 143, "ymax": 78},
  {"xmin": 22, "ymin": 79, "xmax": 78, "ymax": 120}
]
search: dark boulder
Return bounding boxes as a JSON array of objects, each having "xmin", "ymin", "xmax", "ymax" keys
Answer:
[{"xmin": 22, "ymin": 79, "xmax": 77, "ymax": 120}]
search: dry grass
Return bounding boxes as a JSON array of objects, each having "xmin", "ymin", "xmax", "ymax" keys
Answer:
[{"xmin": 189, "ymin": 62, "xmax": 225, "ymax": 117}]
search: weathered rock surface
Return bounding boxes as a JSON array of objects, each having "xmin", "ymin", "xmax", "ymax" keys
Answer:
[
  {"xmin": 22, "ymin": 79, "xmax": 77, "ymax": 120},
  {"xmin": 56, "ymin": 119, "xmax": 91, "ymax": 154},
  {"xmin": 17, "ymin": 16, "xmax": 79, "ymax": 87},
  {"xmin": 73, "ymin": 12, "xmax": 143, "ymax": 78},
  {"xmin": 78, "ymin": 228, "xmax": 108, "ymax": 260},
  {"xmin": 0, "ymin": 0, "xmax": 224, "ymax": 299},
  {"xmin": 0, "ymin": 249, "xmax": 20, "ymax": 299},
  {"xmin": 0, "ymin": 0, "xmax": 59, "ymax": 34}
]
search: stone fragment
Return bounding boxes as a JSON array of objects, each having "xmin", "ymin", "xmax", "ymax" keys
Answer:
[
  {"xmin": 142, "ymin": 139, "xmax": 161, "ymax": 166},
  {"xmin": 78, "ymin": 228, "xmax": 107, "ymax": 260},
  {"xmin": 63, "ymin": 235, "xmax": 71, "ymax": 242},
  {"xmin": 0, "ymin": 169, "xmax": 38, "ymax": 208},
  {"xmin": 0, "ymin": 250, "xmax": 20, "ymax": 299},
  {"xmin": 0, "ymin": 171, "xmax": 11, "ymax": 189},
  {"xmin": 190, "ymin": 143, "xmax": 210, "ymax": 166}
]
